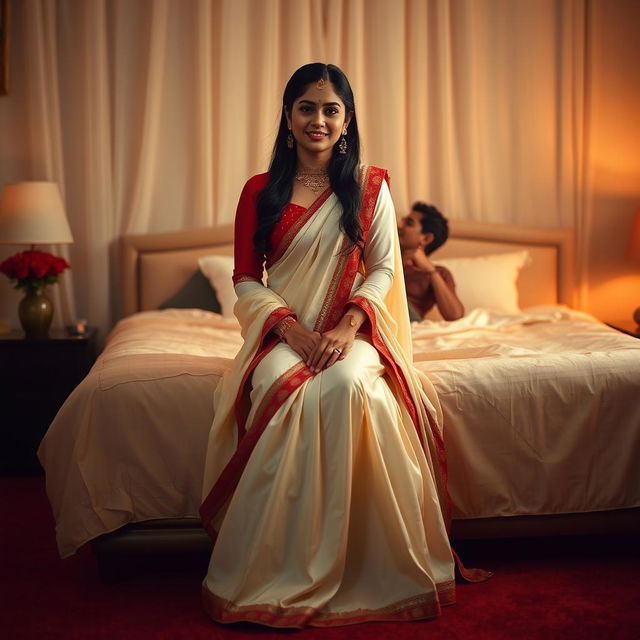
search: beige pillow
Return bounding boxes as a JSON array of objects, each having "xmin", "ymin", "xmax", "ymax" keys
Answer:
[
  {"xmin": 197, "ymin": 255, "xmax": 236, "ymax": 319},
  {"xmin": 435, "ymin": 250, "xmax": 530, "ymax": 314}
]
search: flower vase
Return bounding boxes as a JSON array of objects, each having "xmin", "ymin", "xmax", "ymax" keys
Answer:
[{"xmin": 18, "ymin": 285, "xmax": 54, "ymax": 339}]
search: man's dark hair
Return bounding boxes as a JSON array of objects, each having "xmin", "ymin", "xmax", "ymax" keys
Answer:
[{"xmin": 411, "ymin": 202, "xmax": 449, "ymax": 255}]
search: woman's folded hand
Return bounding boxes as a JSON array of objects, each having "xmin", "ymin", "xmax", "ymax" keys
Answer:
[{"xmin": 283, "ymin": 322, "xmax": 322, "ymax": 364}]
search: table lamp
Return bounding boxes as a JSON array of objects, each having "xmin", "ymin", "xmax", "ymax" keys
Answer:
[{"xmin": 0, "ymin": 182, "xmax": 73, "ymax": 338}]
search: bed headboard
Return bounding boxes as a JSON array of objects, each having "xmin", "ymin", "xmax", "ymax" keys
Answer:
[
  {"xmin": 431, "ymin": 220, "xmax": 575, "ymax": 310},
  {"xmin": 120, "ymin": 225, "xmax": 235, "ymax": 318},
  {"xmin": 119, "ymin": 220, "xmax": 575, "ymax": 318}
]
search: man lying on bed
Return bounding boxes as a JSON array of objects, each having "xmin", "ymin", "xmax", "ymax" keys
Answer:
[{"xmin": 397, "ymin": 202, "xmax": 465, "ymax": 321}]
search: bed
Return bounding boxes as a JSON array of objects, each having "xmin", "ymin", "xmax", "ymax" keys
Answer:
[{"xmin": 38, "ymin": 220, "xmax": 640, "ymax": 571}]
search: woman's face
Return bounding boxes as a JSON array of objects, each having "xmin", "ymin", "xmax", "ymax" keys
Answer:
[{"xmin": 286, "ymin": 82, "xmax": 352, "ymax": 159}]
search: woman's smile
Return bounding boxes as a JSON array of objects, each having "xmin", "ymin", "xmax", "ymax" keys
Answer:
[{"xmin": 306, "ymin": 131, "xmax": 329, "ymax": 141}]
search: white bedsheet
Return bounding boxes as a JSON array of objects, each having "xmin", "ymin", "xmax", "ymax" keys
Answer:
[
  {"xmin": 39, "ymin": 307, "xmax": 640, "ymax": 557},
  {"xmin": 412, "ymin": 307, "xmax": 640, "ymax": 519}
]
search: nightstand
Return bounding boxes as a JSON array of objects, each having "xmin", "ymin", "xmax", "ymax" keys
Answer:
[
  {"xmin": 0, "ymin": 327, "xmax": 98, "ymax": 475},
  {"xmin": 606, "ymin": 319, "xmax": 640, "ymax": 338}
]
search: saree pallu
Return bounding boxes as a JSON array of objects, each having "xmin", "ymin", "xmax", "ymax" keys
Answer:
[{"xmin": 200, "ymin": 167, "xmax": 458, "ymax": 628}]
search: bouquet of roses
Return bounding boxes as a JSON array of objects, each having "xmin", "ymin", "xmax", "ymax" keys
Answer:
[{"xmin": 0, "ymin": 249, "xmax": 70, "ymax": 292}]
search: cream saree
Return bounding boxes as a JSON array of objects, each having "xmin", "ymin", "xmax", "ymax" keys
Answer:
[{"xmin": 200, "ymin": 167, "xmax": 466, "ymax": 628}]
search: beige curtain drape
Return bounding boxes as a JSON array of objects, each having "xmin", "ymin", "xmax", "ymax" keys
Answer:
[{"xmin": 1, "ymin": 0, "xmax": 638, "ymax": 339}]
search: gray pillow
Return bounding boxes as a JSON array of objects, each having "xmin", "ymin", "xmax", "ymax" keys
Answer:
[
  {"xmin": 408, "ymin": 303, "xmax": 423, "ymax": 323},
  {"xmin": 158, "ymin": 270, "xmax": 222, "ymax": 313}
]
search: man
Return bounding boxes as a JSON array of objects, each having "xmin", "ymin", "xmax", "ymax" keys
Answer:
[{"xmin": 397, "ymin": 202, "xmax": 465, "ymax": 321}]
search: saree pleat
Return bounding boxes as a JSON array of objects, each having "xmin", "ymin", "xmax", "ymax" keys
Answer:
[{"xmin": 200, "ymin": 167, "xmax": 462, "ymax": 627}]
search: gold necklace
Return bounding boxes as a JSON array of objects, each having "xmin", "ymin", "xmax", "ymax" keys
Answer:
[{"xmin": 295, "ymin": 169, "xmax": 329, "ymax": 193}]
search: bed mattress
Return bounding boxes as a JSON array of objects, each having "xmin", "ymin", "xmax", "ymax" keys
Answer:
[{"xmin": 39, "ymin": 307, "xmax": 640, "ymax": 558}]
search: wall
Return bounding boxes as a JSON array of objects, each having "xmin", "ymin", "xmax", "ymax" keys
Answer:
[
  {"xmin": 0, "ymin": 0, "xmax": 28, "ymax": 331},
  {"xmin": 584, "ymin": 0, "xmax": 640, "ymax": 325},
  {"xmin": 0, "ymin": 1, "xmax": 639, "ymax": 332}
]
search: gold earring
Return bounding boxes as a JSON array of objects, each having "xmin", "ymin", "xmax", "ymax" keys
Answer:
[
  {"xmin": 338, "ymin": 133, "xmax": 347, "ymax": 154},
  {"xmin": 287, "ymin": 129, "xmax": 294, "ymax": 149}
]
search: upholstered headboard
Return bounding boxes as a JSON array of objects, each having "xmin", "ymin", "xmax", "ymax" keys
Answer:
[
  {"xmin": 431, "ymin": 220, "xmax": 575, "ymax": 310},
  {"xmin": 119, "ymin": 220, "xmax": 575, "ymax": 318},
  {"xmin": 120, "ymin": 225, "xmax": 234, "ymax": 317}
]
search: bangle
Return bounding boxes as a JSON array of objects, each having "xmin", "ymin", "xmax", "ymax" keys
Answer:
[{"xmin": 275, "ymin": 316, "xmax": 296, "ymax": 341}]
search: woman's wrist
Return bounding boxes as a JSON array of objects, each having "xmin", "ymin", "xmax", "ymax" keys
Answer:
[
  {"xmin": 274, "ymin": 316, "xmax": 297, "ymax": 341},
  {"xmin": 341, "ymin": 307, "xmax": 366, "ymax": 332}
]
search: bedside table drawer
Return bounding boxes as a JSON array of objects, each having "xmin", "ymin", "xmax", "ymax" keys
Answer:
[
  {"xmin": 0, "ymin": 328, "xmax": 98, "ymax": 475},
  {"xmin": 0, "ymin": 343, "xmax": 96, "ymax": 389}
]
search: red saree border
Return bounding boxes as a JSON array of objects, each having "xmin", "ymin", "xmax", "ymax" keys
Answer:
[
  {"xmin": 200, "ymin": 167, "xmax": 389, "ymax": 542},
  {"xmin": 233, "ymin": 306, "xmax": 294, "ymax": 437},
  {"xmin": 203, "ymin": 580, "xmax": 455, "ymax": 628},
  {"xmin": 348, "ymin": 295, "xmax": 422, "ymax": 441},
  {"xmin": 314, "ymin": 166, "xmax": 388, "ymax": 333},
  {"xmin": 200, "ymin": 360, "xmax": 312, "ymax": 539},
  {"xmin": 350, "ymin": 295, "xmax": 492, "ymax": 584},
  {"xmin": 266, "ymin": 187, "xmax": 333, "ymax": 269}
]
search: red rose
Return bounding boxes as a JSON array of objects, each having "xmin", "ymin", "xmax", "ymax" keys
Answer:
[
  {"xmin": 0, "ymin": 249, "xmax": 70, "ymax": 288},
  {"xmin": 32, "ymin": 255, "xmax": 48, "ymax": 278}
]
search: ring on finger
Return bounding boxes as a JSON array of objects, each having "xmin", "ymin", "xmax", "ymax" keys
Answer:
[{"xmin": 333, "ymin": 348, "xmax": 342, "ymax": 354}]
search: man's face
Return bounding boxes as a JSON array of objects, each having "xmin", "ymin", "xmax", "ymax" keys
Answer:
[{"xmin": 397, "ymin": 211, "xmax": 426, "ymax": 250}]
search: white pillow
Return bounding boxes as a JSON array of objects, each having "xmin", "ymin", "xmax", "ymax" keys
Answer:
[
  {"xmin": 435, "ymin": 250, "xmax": 530, "ymax": 314},
  {"xmin": 197, "ymin": 255, "xmax": 236, "ymax": 319}
]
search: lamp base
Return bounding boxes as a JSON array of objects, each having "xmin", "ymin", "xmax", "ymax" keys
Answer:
[{"xmin": 18, "ymin": 286, "xmax": 53, "ymax": 339}]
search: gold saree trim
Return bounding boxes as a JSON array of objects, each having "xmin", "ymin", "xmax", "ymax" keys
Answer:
[
  {"xmin": 233, "ymin": 306, "xmax": 294, "ymax": 437},
  {"xmin": 313, "ymin": 235, "xmax": 350, "ymax": 332},
  {"xmin": 313, "ymin": 166, "xmax": 386, "ymax": 333},
  {"xmin": 250, "ymin": 361, "xmax": 309, "ymax": 434},
  {"xmin": 232, "ymin": 274, "xmax": 262, "ymax": 286},
  {"xmin": 200, "ymin": 358, "xmax": 312, "ymax": 536},
  {"xmin": 202, "ymin": 580, "xmax": 456, "ymax": 628}
]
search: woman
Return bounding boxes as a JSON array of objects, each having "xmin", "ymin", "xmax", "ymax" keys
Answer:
[{"xmin": 200, "ymin": 63, "xmax": 487, "ymax": 629}]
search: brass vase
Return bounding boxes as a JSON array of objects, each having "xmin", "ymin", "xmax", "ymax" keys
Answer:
[{"xmin": 18, "ymin": 284, "xmax": 54, "ymax": 339}]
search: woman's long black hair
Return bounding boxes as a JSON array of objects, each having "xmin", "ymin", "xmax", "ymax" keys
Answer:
[{"xmin": 254, "ymin": 63, "xmax": 362, "ymax": 255}]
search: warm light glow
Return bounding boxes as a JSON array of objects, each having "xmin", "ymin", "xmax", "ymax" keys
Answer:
[
  {"xmin": 627, "ymin": 207, "xmax": 640, "ymax": 262},
  {"xmin": 588, "ymin": 273, "xmax": 640, "ymax": 323}
]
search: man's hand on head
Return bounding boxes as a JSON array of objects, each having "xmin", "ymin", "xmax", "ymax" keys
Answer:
[{"xmin": 404, "ymin": 247, "xmax": 437, "ymax": 274}]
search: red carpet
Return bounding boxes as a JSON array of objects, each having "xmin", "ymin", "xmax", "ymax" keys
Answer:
[{"xmin": 1, "ymin": 477, "xmax": 638, "ymax": 640}]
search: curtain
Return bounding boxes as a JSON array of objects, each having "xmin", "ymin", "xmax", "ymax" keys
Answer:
[
  {"xmin": 0, "ymin": 0, "xmax": 638, "ymax": 339},
  {"xmin": 0, "ymin": 0, "xmax": 76, "ymax": 329}
]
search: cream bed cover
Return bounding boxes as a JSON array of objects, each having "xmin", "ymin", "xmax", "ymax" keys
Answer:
[{"xmin": 39, "ymin": 307, "xmax": 640, "ymax": 558}]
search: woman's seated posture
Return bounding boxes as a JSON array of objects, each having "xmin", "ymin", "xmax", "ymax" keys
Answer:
[{"xmin": 200, "ymin": 62, "xmax": 489, "ymax": 629}]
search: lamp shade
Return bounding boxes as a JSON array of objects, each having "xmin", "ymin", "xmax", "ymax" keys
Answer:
[
  {"xmin": 627, "ymin": 206, "xmax": 640, "ymax": 263},
  {"xmin": 0, "ymin": 182, "xmax": 73, "ymax": 245}
]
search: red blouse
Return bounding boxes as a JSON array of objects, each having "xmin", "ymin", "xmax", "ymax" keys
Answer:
[
  {"xmin": 232, "ymin": 173, "xmax": 321, "ymax": 286},
  {"xmin": 232, "ymin": 173, "xmax": 268, "ymax": 285}
]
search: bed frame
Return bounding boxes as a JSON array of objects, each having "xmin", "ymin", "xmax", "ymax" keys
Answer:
[
  {"xmin": 92, "ymin": 220, "xmax": 637, "ymax": 578},
  {"xmin": 119, "ymin": 219, "xmax": 576, "ymax": 317}
]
